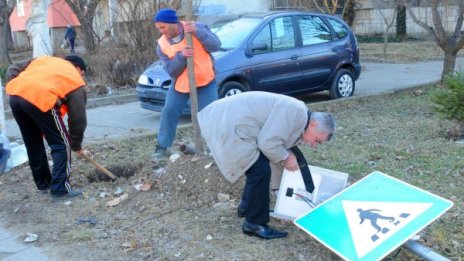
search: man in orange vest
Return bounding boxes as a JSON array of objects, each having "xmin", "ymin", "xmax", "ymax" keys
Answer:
[
  {"xmin": 152, "ymin": 8, "xmax": 221, "ymax": 160},
  {"xmin": 6, "ymin": 55, "xmax": 87, "ymax": 198}
]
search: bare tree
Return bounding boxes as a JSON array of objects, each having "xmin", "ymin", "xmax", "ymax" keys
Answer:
[
  {"xmin": 401, "ymin": 0, "xmax": 464, "ymax": 79},
  {"xmin": 0, "ymin": 0, "xmax": 15, "ymax": 66},
  {"xmin": 117, "ymin": 0, "xmax": 158, "ymax": 51},
  {"xmin": 275, "ymin": 0, "xmax": 356, "ymax": 25},
  {"xmin": 374, "ymin": 0, "xmax": 398, "ymax": 59},
  {"xmin": 311, "ymin": 0, "xmax": 355, "ymax": 18},
  {"xmin": 63, "ymin": 0, "xmax": 101, "ymax": 54}
]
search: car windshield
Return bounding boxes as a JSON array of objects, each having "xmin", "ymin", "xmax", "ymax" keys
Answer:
[{"xmin": 211, "ymin": 17, "xmax": 262, "ymax": 50}]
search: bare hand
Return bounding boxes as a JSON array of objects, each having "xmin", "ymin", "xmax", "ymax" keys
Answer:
[
  {"xmin": 183, "ymin": 22, "xmax": 196, "ymax": 34},
  {"xmin": 283, "ymin": 152, "xmax": 299, "ymax": 171},
  {"xmin": 76, "ymin": 149, "xmax": 91, "ymax": 159},
  {"xmin": 181, "ymin": 46, "xmax": 194, "ymax": 57}
]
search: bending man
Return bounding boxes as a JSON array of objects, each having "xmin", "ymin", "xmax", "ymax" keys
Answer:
[
  {"xmin": 6, "ymin": 55, "xmax": 88, "ymax": 198},
  {"xmin": 198, "ymin": 91, "xmax": 335, "ymax": 239}
]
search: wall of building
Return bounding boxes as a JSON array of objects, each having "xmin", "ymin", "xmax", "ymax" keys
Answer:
[
  {"xmin": 196, "ymin": 0, "xmax": 271, "ymax": 24},
  {"xmin": 352, "ymin": 4, "xmax": 460, "ymax": 37}
]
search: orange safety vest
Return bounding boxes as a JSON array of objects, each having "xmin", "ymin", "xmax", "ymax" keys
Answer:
[
  {"xmin": 6, "ymin": 56, "xmax": 85, "ymax": 114},
  {"xmin": 157, "ymin": 24, "xmax": 215, "ymax": 93}
]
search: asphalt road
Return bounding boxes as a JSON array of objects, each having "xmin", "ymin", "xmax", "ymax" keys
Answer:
[{"xmin": 5, "ymin": 59, "xmax": 463, "ymax": 144}]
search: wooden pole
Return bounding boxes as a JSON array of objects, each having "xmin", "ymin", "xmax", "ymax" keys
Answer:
[
  {"xmin": 184, "ymin": 0, "xmax": 205, "ymax": 154},
  {"xmin": 82, "ymin": 153, "xmax": 117, "ymax": 180}
]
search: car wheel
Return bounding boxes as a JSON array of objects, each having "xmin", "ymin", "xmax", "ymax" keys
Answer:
[
  {"xmin": 330, "ymin": 69, "xmax": 355, "ymax": 99},
  {"xmin": 219, "ymin": 81, "xmax": 247, "ymax": 98}
]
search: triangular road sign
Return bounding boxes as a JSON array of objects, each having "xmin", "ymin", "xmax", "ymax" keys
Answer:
[
  {"xmin": 342, "ymin": 200, "xmax": 432, "ymax": 258},
  {"xmin": 294, "ymin": 171, "xmax": 453, "ymax": 261}
]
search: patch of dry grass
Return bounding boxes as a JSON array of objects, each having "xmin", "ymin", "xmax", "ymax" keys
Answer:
[{"xmin": 359, "ymin": 41, "xmax": 464, "ymax": 63}]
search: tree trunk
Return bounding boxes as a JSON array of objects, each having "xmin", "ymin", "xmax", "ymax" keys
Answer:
[
  {"xmin": 81, "ymin": 21, "xmax": 97, "ymax": 53},
  {"xmin": 0, "ymin": 0, "xmax": 13, "ymax": 65},
  {"xmin": 442, "ymin": 51, "xmax": 457, "ymax": 80},
  {"xmin": 0, "ymin": 21, "xmax": 11, "ymax": 65},
  {"xmin": 383, "ymin": 33, "xmax": 388, "ymax": 60},
  {"xmin": 396, "ymin": 3, "xmax": 406, "ymax": 40}
]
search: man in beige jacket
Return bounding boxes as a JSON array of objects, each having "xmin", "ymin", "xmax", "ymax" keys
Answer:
[{"xmin": 198, "ymin": 92, "xmax": 335, "ymax": 239}]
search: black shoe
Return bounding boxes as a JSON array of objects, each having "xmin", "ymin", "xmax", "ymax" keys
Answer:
[
  {"xmin": 51, "ymin": 190, "xmax": 83, "ymax": 199},
  {"xmin": 237, "ymin": 200, "xmax": 246, "ymax": 218},
  {"xmin": 242, "ymin": 221, "xmax": 288, "ymax": 239}
]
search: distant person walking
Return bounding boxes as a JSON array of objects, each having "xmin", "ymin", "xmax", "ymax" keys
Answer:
[
  {"xmin": 151, "ymin": 8, "xmax": 221, "ymax": 160},
  {"xmin": 64, "ymin": 24, "xmax": 76, "ymax": 53},
  {"xmin": 5, "ymin": 55, "xmax": 88, "ymax": 198}
]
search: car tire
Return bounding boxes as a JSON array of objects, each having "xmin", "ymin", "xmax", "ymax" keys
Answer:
[
  {"xmin": 219, "ymin": 81, "xmax": 247, "ymax": 98},
  {"xmin": 330, "ymin": 69, "xmax": 355, "ymax": 99}
]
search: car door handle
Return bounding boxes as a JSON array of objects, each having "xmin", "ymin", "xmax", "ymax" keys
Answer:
[
  {"xmin": 332, "ymin": 47, "xmax": 344, "ymax": 52},
  {"xmin": 290, "ymin": 55, "xmax": 298, "ymax": 60}
]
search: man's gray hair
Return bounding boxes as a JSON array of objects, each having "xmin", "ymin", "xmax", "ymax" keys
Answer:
[{"xmin": 310, "ymin": 112, "xmax": 335, "ymax": 140}]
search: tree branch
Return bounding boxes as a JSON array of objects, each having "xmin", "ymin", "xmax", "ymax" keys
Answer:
[
  {"xmin": 430, "ymin": 0, "xmax": 447, "ymax": 46},
  {"xmin": 405, "ymin": 1, "xmax": 441, "ymax": 47}
]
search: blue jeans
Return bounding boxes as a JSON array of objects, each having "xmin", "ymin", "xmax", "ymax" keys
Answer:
[{"xmin": 157, "ymin": 80, "xmax": 218, "ymax": 148}]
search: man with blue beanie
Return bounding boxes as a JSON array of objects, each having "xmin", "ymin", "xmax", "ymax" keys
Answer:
[{"xmin": 152, "ymin": 8, "xmax": 221, "ymax": 160}]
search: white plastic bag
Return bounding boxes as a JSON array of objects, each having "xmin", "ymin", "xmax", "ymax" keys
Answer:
[{"xmin": 61, "ymin": 39, "xmax": 69, "ymax": 49}]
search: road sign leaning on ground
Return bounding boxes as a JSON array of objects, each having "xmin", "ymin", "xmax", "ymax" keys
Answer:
[{"xmin": 294, "ymin": 171, "xmax": 453, "ymax": 261}]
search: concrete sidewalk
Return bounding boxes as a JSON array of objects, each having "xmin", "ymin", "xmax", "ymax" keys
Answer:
[{"xmin": 0, "ymin": 227, "xmax": 50, "ymax": 261}]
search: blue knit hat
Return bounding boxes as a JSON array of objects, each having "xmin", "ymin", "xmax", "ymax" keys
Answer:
[{"xmin": 153, "ymin": 8, "xmax": 178, "ymax": 24}]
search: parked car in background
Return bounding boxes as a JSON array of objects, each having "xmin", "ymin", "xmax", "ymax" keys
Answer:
[{"xmin": 136, "ymin": 11, "xmax": 361, "ymax": 113}]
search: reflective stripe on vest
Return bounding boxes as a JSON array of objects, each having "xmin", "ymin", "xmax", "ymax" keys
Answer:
[
  {"xmin": 6, "ymin": 56, "xmax": 85, "ymax": 113},
  {"xmin": 158, "ymin": 31, "xmax": 215, "ymax": 93}
]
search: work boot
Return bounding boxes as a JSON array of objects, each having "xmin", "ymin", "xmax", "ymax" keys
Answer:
[{"xmin": 151, "ymin": 145, "xmax": 171, "ymax": 161}]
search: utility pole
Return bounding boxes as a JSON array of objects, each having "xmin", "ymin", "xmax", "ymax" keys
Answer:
[{"xmin": 184, "ymin": 0, "xmax": 204, "ymax": 154}]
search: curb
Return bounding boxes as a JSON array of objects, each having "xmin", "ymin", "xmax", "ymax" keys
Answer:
[
  {"xmin": 310, "ymin": 82, "xmax": 437, "ymax": 107},
  {"xmin": 5, "ymin": 94, "xmax": 138, "ymax": 120},
  {"xmin": 4, "ymin": 81, "xmax": 437, "ymax": 120}
]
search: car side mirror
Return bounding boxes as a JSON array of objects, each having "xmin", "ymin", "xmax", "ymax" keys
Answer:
[{"xmin": 251, "ymin": 42, "xmax": 269, "ymax": 52}]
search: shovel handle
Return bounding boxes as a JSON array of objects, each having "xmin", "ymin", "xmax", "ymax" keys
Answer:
[{"xmin": 81, "ymin": 153, "xmax": 117, "ymax": 180}]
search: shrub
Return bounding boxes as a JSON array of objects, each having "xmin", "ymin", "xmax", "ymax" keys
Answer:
[
  {"xmin": 431, "ymin": 72, "xmax": 464, "ymax": 125},
  {"xmin": 85, "ymin": 47, "xmax": 156, "ymax": 87}
]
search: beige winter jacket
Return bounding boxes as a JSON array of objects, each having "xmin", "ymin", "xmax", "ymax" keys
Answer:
[{"xmin": 198, "ymin": 91, "xmax": 308, "ymax": 184}]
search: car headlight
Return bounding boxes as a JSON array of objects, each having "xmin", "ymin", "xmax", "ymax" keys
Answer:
[{"xmin": 138, "ymin": 74, "xmax": 150, "ymax": 85}]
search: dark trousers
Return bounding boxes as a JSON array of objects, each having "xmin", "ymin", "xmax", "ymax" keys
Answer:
[
  {"xmin": 69, "ymin": 38, "xmax": 75, "ymax": 53},
  {"xmin": 242, "ymin": 152, "xmax": 271, "ymax": 225},
  {"xmin": 9, "ymin": 96, "xmax": 72, "ymax": 195}
]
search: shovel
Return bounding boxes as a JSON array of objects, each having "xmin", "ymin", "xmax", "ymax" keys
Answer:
[{"xmin": 81, "ymin": 153, "xmax": 117, "ymax": 180}]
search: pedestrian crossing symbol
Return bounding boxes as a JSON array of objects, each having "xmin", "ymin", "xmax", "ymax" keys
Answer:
[{"xmin": 294, "ymin": 171, "xmax": 453, "ymax": 261}]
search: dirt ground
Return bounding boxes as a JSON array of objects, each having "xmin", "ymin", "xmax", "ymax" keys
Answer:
[
  {"xmin": 0, "ymin": 138, "xmax": 339, "ymax": 261},
  {"xmin": 0, "ymin": 119, "xmax": 455, "ymax": 260},
  {"xmin": 1, "ymin": 45, "xmax": 462, "ymax": 260}
]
